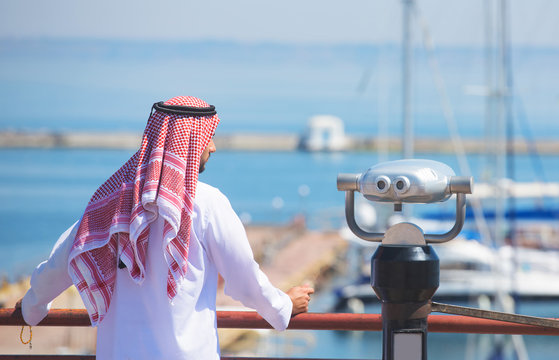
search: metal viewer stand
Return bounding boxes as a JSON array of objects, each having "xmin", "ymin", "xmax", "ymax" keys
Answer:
[{"xmin": 337, "ymin": 159, "xmax": 559, "ymax": 360}]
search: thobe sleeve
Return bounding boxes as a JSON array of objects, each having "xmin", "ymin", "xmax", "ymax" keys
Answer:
[
  {"xmin": 21, "ymin": 220, "xmax": 80, "ymax": 326},
  {"xmin": 204, "ymin": 192, "xmax": 293, "ymax": 331}
]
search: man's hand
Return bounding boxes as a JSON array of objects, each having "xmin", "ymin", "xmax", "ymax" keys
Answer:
[
  {"xmin": 287, "ymin": 285, "xmax": 314, "ymax": 316},
  {"xmin": 14, "ymin": 298, "xmax": 23, "ymax": 315}
]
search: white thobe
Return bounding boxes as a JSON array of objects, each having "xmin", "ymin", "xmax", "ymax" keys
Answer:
[{"xmin": 22, "ymin": 181, "xmax": 293, "ymax": 359}]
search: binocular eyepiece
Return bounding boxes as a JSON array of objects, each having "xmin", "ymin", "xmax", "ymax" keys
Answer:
[
  {"xmin": 337, "ymin": 159, "xmax": 474, "ymax": 243},
  {"xmin": 337, "ymin": 159, "xmax": 473, "ymax": 204}
]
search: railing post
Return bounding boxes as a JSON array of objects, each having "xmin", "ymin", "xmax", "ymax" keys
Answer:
[{"xmin": 371, "ymin": 244, "xmax": 439, "ymax": 360}]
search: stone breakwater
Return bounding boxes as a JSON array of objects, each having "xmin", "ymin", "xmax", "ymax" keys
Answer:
[{"xmin": 1, "ymin": 130, "xmax": 559, "ymax": 154}]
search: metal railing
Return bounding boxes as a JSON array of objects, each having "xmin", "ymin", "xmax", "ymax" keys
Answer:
[{"xmin": 1, "ymin": 308, "xmax": 559, "ymax": 360}]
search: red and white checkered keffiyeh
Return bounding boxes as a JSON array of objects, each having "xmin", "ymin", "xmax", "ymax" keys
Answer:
[{"xmin": 68, "ymin": 96, "xmax": 220, "ymax": 326}]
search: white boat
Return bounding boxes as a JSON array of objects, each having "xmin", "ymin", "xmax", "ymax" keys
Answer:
[{"xmin": 335, "ymin": 216, "xmax": 559, "ymax": 309}]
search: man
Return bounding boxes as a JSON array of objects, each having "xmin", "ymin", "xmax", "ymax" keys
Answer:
[{"xmin": 19, "ymin": 96, "xmax": 314, "ymax": 359}]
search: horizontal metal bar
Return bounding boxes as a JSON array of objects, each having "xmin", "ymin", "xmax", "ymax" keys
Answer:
[
  {"xmin": 0, "ymin": 308, "xmax": 91, "ymax": 326},
  {"xmin": 432, "ymin": 301, "xmax": 559, "ymax": 329},
  {"xmin": 1, "ymin": 308, "xmax": 559, "ymax": 336},
  {"xmin": 0, "ymin": 308, "xmax": 382, "ymax": 331},
  {"xmin": 427, "ymin": 312, "xmax": 559, "ymax": 336},
  {"xmin": 218, "ymin": 310, "xmax": 382, "ymax": 331}
]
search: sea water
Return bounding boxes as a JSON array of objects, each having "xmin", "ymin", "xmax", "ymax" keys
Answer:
[{"xmin": 1, "ymin": 148, "xmax": 558, "ymax": 279}]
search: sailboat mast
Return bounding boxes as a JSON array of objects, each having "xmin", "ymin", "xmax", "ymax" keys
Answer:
[
  {"xmin": 402, "ymin": 0, "xmax": 414, "ymax": 159},
  {"xmin": 495, "ymin": 0, "xmax": 510, "ymax": 247}
]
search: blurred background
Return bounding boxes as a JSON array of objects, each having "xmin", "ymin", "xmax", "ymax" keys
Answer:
[{"xmin": 1, "ymin": 0, "xmax": 559, "ymax": 359}]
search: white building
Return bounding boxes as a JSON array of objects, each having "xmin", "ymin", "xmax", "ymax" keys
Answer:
[{"xmin": 299, "ymin": 115, "xmax": 348, "ymax": 152}]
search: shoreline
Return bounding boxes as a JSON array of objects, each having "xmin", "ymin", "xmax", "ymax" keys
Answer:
[{"xmin": 2, "ymin": 130, "xmax": 559, "ymax": 154}]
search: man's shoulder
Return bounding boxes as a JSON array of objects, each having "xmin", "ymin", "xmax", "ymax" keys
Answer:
[
  {"xmin": 194, "ymin": 181, "xmax": 235, "ymax": 224},
  {"xmin": 195, "ymin": 181, "xmax": 229, "ymax": 204}
]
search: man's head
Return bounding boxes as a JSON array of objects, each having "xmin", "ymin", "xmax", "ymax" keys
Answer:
[{"xmin": 149, "ymin": 96, "xmax": 220, "ymax": 174}]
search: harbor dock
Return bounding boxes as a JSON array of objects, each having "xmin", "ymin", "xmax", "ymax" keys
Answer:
[{"xmin": 2, "ymin": 130, "xmax": 559, "ymax": 154}]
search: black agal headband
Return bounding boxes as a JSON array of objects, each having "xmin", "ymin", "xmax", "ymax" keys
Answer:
[{"xmin": 152, "ymin": 101, "xmax": 217, "ymax": 116}]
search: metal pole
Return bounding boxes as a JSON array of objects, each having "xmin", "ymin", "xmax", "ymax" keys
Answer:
[
  {"xmin": 371, "ymin": 243, "xmax": 439, "ymax": 360},
  {"xmin": 402, "ymin": 0, "xmax": 413, "ymax": 159},
  {"xmin": 484, "ymin": 0, "xmax": 496, "ymax": 184},
  {"xmin": 494, "ymin": 0, "xmax": 508, "ymax": 249}
]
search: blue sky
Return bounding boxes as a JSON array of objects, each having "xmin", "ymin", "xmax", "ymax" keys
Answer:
[{"xmin": 1, "ymin": 0, "xmax": 558, "ymax": 47}]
